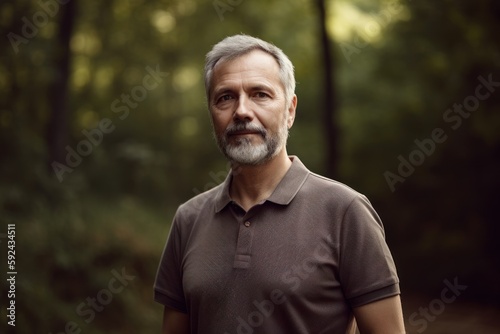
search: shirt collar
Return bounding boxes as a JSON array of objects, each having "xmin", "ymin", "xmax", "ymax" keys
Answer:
[{"xmin": 214, "ymin": 156, "xmax": 310, "ymax": 213}]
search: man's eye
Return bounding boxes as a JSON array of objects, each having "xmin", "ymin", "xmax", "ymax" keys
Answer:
[
  {"xmin": 217, "ymin": 95, "xmax": 233, "ymax": 103},
  {"xmin": 255, "ymin": 92, "xmax": 269, "ymax": 99}
]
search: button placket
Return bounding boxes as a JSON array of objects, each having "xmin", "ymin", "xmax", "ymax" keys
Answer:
[{"xmin": 233, "ymin": 217, "xmax": 255, "ymax": 269}]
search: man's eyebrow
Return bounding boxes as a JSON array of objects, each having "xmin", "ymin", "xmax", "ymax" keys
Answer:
[
  {"xmin": 249, "ymin": 84, "xmax": 275, "ymax": 92},
  {"xmin": 212, "ymin": 88, "xmax": 233, "ymax": 99}
]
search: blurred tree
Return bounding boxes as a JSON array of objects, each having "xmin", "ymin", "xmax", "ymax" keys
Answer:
[
  {"xmin": 47, "ymin": 0, "xmax": 77, "ymax": 172},
  {"xmin": 315, "ymin": 0, "xmax": 339, "ymax": 179}
]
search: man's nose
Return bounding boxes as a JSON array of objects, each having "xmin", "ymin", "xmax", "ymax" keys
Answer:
[{"xmin": 233, "ymin": 96, "xmax": 253, "ymax": 122}]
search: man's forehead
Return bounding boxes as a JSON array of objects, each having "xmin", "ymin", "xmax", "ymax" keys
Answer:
[{"xmin": 208, "ymin": 49, "xmax": 284, "ymax": 97}]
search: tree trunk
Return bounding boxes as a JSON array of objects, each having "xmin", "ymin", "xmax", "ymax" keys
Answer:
[
  {"xmin": 47, "ymin": 0, "xmax": 77, "ymax": 173},
  {"xmin": 315, "ymin": 0, "xmax": 339, "ymax": 179}
]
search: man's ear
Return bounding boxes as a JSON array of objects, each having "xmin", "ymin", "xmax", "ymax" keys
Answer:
[{"xmin": 287, "ymin": 94, "xmax": 297, "ymax": 129}]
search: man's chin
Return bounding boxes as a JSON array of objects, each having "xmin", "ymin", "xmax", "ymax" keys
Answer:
[{"xmin": 224, "ymin": 146, "xmax": 270, "ymax": 166}]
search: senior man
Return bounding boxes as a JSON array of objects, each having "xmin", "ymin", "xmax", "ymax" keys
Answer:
[{"xmin": 154, "ymin": 34, "xmax": 405, "ymax": 334}]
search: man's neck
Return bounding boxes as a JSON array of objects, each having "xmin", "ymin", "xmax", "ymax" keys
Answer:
[{"xmin": 229, "ymin": 150, "xmax": 292, "ymax": 212}]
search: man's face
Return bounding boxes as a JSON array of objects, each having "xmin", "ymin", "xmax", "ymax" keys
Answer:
[{"xmin": 209, "ymin": 49, "xmax": 296, "ymax": 165}]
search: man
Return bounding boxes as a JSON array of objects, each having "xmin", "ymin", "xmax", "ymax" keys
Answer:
[{"xmin": 154, "ymin": 34, "xmax": 405, "ymax": 334}]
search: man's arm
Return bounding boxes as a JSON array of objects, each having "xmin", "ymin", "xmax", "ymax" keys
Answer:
[
  {"xmin": 162, "ymin": 306, "xmax": 189, "ymax": 334},
  {"xmin": 352, "ymin": 295, "xmax": 405, "ymax": 334}
]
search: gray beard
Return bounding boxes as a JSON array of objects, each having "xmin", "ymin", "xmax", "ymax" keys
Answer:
[{"xmin": 216, "ymin": 121, "xmax": 288, "ymax": 166}]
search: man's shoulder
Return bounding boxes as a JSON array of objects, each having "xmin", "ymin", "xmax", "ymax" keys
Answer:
[
  {"xmin": 176, "ymin": 182, "xmax": 224, "ymax": 217},
  {"xmin": 289, "ymin": 156, "xmax": 363, "ymax": 205},
  {"xmin": 302, "ymin": 171, "xmax": 364, "ymax": 204}
]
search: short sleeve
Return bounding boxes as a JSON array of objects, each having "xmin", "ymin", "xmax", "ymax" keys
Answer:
[
  {"xmin": 154, "ymin": 213, "xmax": 188, "ymax": 313},
  {"xmin": 339, "ymin": 195, "xmax": 400, "ymax": 308}
]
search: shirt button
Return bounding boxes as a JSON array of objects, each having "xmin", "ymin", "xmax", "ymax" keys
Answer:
[{"xmin": 244, "ymin": 221, "xmax": 251, "ymax": 227}]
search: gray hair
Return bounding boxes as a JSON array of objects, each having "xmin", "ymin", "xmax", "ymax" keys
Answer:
[{"xmin": 204, "ymin": 34, "xmax": 295, "ymax": 107}]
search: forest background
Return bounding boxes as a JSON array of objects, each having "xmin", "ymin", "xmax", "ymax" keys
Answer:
[{"xmin": 1, "ymin": 0, "xmax": 499, "ymax": 333}]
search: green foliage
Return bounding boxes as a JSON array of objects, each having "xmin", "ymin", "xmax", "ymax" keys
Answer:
[{"xmin": 2, "ymin": 192, "xmax": 168, "ymax": 333}]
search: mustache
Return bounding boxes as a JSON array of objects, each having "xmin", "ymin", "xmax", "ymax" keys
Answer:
[{"xmin": 224, "ymin": 122, "xmax": 267, "ymax": 138}]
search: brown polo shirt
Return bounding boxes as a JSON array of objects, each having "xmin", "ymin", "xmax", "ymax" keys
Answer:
[{"xmin": 154, "ymin": 156, "xmax": 400, "ymax": 334}]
